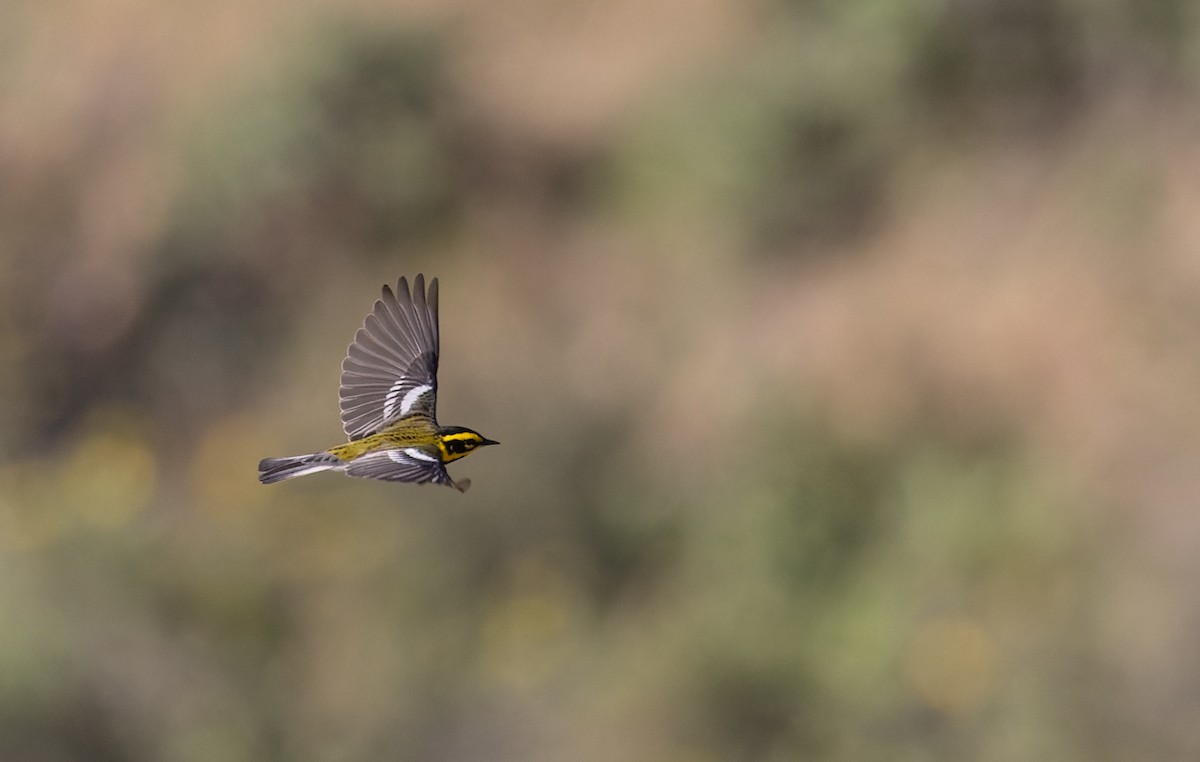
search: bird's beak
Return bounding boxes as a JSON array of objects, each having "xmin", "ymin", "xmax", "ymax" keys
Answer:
[{"xmin": 481, "ymin": 438, "xmax": 500, "ymax": 446}]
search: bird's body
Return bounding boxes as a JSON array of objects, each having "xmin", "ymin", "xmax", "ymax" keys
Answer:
[{"xmin": 258, "ymin": 275, "xmax": 497, "ymax": 492}]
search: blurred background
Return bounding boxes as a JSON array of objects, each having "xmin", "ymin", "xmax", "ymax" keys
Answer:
[{"xmin": 2, "ymin": 0, "xmax": 1200, "ymax": 759}]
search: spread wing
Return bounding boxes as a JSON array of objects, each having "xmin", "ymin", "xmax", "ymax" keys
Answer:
[
  {"xmin": 339, "ymin": 275, "xmax": 440, "ymax": 440},
  {"xmin": 344, "ymin": 449, "xmax": 468, "ymax": 491}
]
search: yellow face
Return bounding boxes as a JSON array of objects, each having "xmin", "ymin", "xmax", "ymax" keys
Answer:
[{"xmin": 437, "ymin": 430, "xmax": 499, "ymax": 463}]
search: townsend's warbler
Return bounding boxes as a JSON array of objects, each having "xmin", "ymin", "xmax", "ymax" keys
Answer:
[{"xmin": 258, "ymin": 274, "xmax": 497, "ymax": 492}]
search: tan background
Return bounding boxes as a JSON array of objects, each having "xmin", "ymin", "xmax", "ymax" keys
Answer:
[{"xmin": 2, "ymin": 1, "xmax": 1199, "ymax": 759}]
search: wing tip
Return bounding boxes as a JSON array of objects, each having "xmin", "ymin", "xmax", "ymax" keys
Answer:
[{"xmin": 384, "ymin": 273, "xmax": 436, "ymax": 312}]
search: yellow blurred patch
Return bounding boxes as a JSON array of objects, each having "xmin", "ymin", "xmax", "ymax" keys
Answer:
[
  {"xmin": 481, "ymin": 552, "xmax": 580, "ymax": 689},
  {"xmin": 904, "ymin": 616, "xmax": 996, "ymax": 714},
  {"xmin": 0, "ymin": 407, "xmax": 157, "ymax": 545},
  {"xmin": 62, "ymin": 426, "xmax": 157, "ymax": 529}
]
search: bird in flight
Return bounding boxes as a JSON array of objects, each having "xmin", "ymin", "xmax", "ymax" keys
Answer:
[{"xmin": 258, "ymin": 275, "xmax": 497, "ymax": 491}]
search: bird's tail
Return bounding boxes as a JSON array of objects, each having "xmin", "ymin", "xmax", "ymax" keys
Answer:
[{"xmin": 258, "ymin": 452, "xmax": 342, "ymax": 484}]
